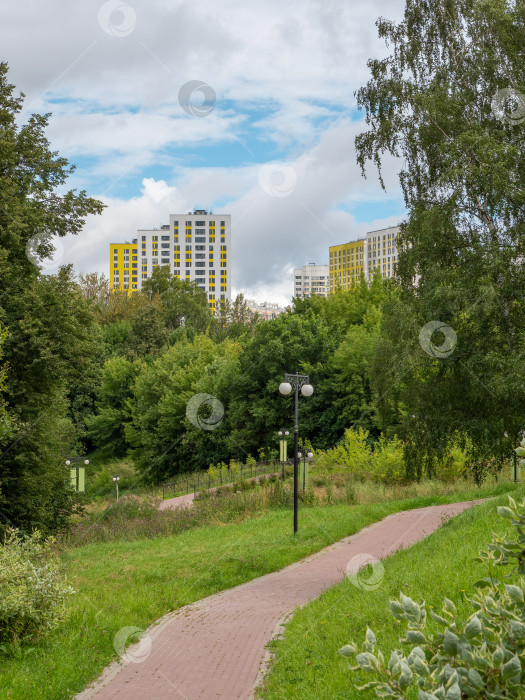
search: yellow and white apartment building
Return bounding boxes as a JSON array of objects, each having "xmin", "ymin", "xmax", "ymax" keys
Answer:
[
  {"xmin": 329, "ymin": 239, "xmax": 366, "ymax": 293},
  {"xmin": 110, "ymin": 210, "xmax": 231, "ymax": 312},
  {"xmin": 329, "ymin": 225, "xmax": 400, "ymax": 293}
]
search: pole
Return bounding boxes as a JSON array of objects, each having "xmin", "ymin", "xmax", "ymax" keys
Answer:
[
  {"xmin": 116, "ymin": 482, "xmax": 119, "ymax": 501},
  {"xmin": 514, "ymin": 452, "xmax": 518, "ymax": 482},
  {"xmin": 303, "ymin": 452, "xmax": 306, "ymax": 493},
  {"xmin": 294, "ymin": 373, "xmax": 299, "ymax": 534}
]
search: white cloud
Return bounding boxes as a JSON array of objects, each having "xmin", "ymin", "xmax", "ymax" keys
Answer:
[{"xmin": 1, "ymin": 0, "xmax": 408, "ymax": 302}]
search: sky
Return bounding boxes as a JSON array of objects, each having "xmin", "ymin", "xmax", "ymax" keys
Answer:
[{"xmin": 1, "ymin": 0, "xmax": 407, "ymax": 306}]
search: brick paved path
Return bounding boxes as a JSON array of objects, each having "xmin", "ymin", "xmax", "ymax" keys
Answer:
[{"xmin": 77, "ymin": 500, "xmax": 483, "ymax": 700}]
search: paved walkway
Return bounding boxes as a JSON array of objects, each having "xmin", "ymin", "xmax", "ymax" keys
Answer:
[
  {"xmin": 159, "ymin": 473, "xmax": 282, "ymax": 511},
  {"xmin": 77, "ymin": 499, "xmax": 484, "ymax": 700}
]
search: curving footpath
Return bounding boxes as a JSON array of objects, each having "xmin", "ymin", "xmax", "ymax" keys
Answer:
[{"xmin": 76, "ymin": 500, "xmax": 484, "ymax": 700}]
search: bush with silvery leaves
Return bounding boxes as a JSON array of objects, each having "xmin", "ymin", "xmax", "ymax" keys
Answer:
[
  {"xmin": 339, "ymin": 495, "xmax": 525, "ymax": 698},
  {"xmin": 0, "ymin": 529, "xmax": 74, "ymax": 648}
]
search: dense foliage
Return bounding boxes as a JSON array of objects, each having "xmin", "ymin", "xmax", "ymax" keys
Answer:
[{"xmin": 356, "ymin": 0, "xmax": 525, "ymax": 477}]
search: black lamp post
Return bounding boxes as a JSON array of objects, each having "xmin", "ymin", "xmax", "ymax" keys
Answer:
[{"xmin": 278, "ymin": 372, "xmax": 314, "ymax": 533}]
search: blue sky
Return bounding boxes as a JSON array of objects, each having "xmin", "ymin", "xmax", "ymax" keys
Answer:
[{"xmin": 2, "ymin": 0, "xmax": 407, "ymax": 305}]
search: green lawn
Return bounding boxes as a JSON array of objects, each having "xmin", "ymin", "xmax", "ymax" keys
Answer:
[
  {"xmin": 258, "ymin": 487, "xmax": 525, "ymax": 699},
  {"xmin": 0, "ymin": 481, "xmax": 521, "ymax": 699}
]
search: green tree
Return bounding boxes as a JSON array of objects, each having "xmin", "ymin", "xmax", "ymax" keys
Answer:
[
  {"xmin": 355, "ymin": 0, "xmax": 525, "ymax": 476},
  {"xmin": 142, "ymin": 265, "xmax": 212, "ymax": 335},
  {"xmin": 85, "ymin": 355, "xmax": 138, "ymax": 459},
  {"xmin": 226, "ymin": 311, "xmax": 334, "ymax": 458},
  {"xmin": 0, "ymin": 63, "xmax": 103, "ymax": 531},
  {"xmin": 127, "ymin": 335, "xmax": 241, "ymax": 481}
]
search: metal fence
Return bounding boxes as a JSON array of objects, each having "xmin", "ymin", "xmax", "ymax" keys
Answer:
[{"xmin": 162, "ymin": 461, "xmax": 283, "ymax": 500}]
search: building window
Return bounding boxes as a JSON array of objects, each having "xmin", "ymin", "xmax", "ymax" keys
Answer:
[
  {"xmin": 195, "ymin": 261, "xmax": 206, "ymax": 267},
  {"xmin": 161, "ymin": 242, "xmax": 170, "ymax": 249},
  {"xmin": 195, "ymin": 236, "xmax": 206, "ymax": 243},
  {"xmin": 161, "ymin": 235, "xmax": 170, "ymax": 241}
]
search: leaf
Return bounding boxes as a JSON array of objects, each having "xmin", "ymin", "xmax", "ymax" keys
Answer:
[
  {"xmin": 497, "ymin": 506, "xmax": 515, "ymax": 520},
  {"xmin": 356, "ymin": 652, "xmax": 377, "ymax": 670},
  {"xmin": 400, "ymin": 594, "xmax": 421, "ymax": 619},
  {"xmin": 501, "ymin": 654, "xmax": 521, "ymax": 681},
  {"xmin": 430, "ymin": 610, "xmax": 449, "ymax": 627},
  {"xmin": 445, "ymin": 682, "xmax": 461, "ymax": 700},
  {"xmin": 365, "ymin": 627, "xmax": 377, "ymax": 648},
  {"xmin": 473, "ymin": 577, "xmax": 493, "ymax": 589},
  {"xmin": 504, "ymin": 584, "xmax": 524, "ymax": 603},
  {"xmin": 389, "ymin": 601, "xmax": 405, "ymax": 619},
  {"xmin": 405, "ymin": 630, "xmax": 426, "ymax": 644},
  {"xmin": 464, "ymin": 616, "xmax": 482, "ymax": 639},
  {"xmin": 338, "ymin": 644, "xmax": 356, "ymax": 658},
  {"xmin": 467, "ymin": 668, "xmax": 483, "ymax": 690},
  {"xmin": 509, "ymin": 620, "xmax": 525, "ymax": 639},
  {"xmin": 443, "ymin": 629, "xmax": 459, "ymax": 656},
  {"xmin": 443, "ymin": 598, "xmax": 456, "ymax": 615}
]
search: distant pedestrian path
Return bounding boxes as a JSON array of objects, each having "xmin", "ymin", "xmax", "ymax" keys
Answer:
[
  {"xmin": 159, "ymin": 471, "xmax": 282, "ymax": 511},
  {"xmin": 77, "ymin": 499, "xmax": 483, "ymax": 700}
]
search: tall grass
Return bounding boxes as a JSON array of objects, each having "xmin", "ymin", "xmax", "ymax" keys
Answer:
[{"xmin": 63, "ymin": 472, "xmax": 520, "ymax": 547}]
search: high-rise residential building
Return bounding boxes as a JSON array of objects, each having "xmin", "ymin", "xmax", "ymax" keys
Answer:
[
  {"xmin": 110, "ymin": 239, "xmax": 138, "ymax": 294},
  {"xmin": 328, "ymin": 225, "xmax": 401, "ymax": 293},
  {"xmin": 110, "ymin": 210, "xmax": 232, "ymax": 312},
  {"xmin": 365, "ymin": 225, "xmax": 400, "ymax": 280},
  {"xmin": 293, "ymin": 263, "xmax": 329, "ymax": 299},
  {"xmin": 329, "ymin": 238, "xmax": 366, "ymax": 293}
]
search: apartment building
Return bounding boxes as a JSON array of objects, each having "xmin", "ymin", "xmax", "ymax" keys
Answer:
[
  {"xmin": 366, "ymin": 225, "xmax": 400, "ymax": 280},
  {"xmin": 110, "ymin": 240, "xmax": 138, "ymax": 293},
  {"xmin": 293, "ymin": 263, "xmax": 329, "ymax": 300},
  {"xmin": 328, "ymin": 225, "xmax": 401, "ymax": 293},
  {"xmin": 110, "ymin": 210, "xmax": 232, "ymax": 312},
  {"xmin": 328, "ymin": 239, "xmax": 366, "ymax": 293}
]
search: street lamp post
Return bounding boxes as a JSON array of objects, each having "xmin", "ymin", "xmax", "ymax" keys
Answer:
[
  {"xmin": 66, "ymin": 458, "xmax": 89, "ymax": 492},
  {"xmin": 278, "ymin": 372, "xmax": 314, "ymax": 533},
  {"xmin": 277, "ymin": 429, "xmax": 290, "ymax": 480},
  {"xmin": 298, "ymin": 451, "xmax": 314, "ymax": 493},
  {"xmin": 113, "ymin": 475, "xmax": 120, "ymax": 500}
]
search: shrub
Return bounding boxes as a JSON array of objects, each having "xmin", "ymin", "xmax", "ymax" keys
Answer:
[
  {"xmin": 369, "ymin": 436, "xmax": 406, "ymax": 485},
  {"xmin": 0, "ymin": 529, "xmax": 74, "ymax": 648},
  {"xmin": 435, "ymin": 436, "xmax": 470, "ymax": 482},
  {"xmin": 99, "ymin": 494, "xmax": 160, "ymax": 521},
  {"xmin": 339, "ymin": 496, "xmax": 525, "ymax": 698},
  {"xmin": 316, "ymin": 428, "xmax": 372, "ymax": 475}
]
